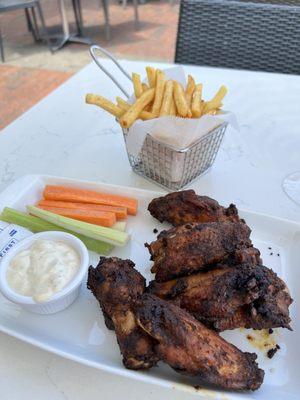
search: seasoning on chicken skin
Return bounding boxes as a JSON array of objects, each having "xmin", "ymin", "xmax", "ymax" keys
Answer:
[
  {"xmin": 148, "ymin": 190, "xmax": 240, "ymax": 226},
  {"xmin": 135, "ymin": 294, "xmax": 264, "ymax": 391},
  {"xmin": 148, "ymin": 264, "xmax": 292, "ymax": 331},
  {"xmin": 87, "ymin": 257, "xmax": 158, "ymax": 370},
  {"xmin": 146, "ymin": 221, "xmax": 253, "ymax": 282}
]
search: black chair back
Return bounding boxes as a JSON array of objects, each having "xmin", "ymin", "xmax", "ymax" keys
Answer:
[{"xmin": 175, "ymin": 0, "xmax": 300, "ymax": 74}]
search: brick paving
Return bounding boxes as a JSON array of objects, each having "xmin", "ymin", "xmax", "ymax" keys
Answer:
[
  {"xmin": 0, "ymin": 65, "xmax": 72, "ymax": 129},
  {"xmin": 0, "ymin": 0, "xmax": 179, "ymax": 129},
  {"xmin": 1, "ymin": 0, "xmax": 179, "ymax": 64}
]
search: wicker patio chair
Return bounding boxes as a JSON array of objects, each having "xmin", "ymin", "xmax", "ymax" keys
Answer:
[{"xmin": 175, "ymin": 0, "xmax": 300, "ymax": 74}]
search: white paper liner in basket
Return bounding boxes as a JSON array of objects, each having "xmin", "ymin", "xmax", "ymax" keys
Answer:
[
  {"xmin": 125, "ymin": 66, "xmax": 238, "ymax": 182},
  {"xmin": 89, "ymin": 47, "xmax": 238, "ymax": 184}
]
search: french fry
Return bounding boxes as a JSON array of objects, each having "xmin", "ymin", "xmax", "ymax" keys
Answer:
[
  {"xmin": 146, "ymin": 67, "xmax": 156, "ymax": 88},
  {"xmin": 185, "ymin": 75, "xmax": 195, "ymax": 117},
  {"xmin": 191, "ymin": 84, "xmax": 203, "ymax": 118},
  {"xmin": 159, "ymin": 80, "xmax": 174, "ymax": 116},
  {"xmin": 132, "ymin": 73, "xmax": 143, "ymax": 99},
  {"xmin": 87, "ymin": 69, "xmax": 228, "ymax": 126},
  {"xmin": 142, "ymin": 83, "xmax": 149, "ymax": 92},
  {"xmin": 204, "ymin": 108, "xmax": 217, "ymax": 115},
  {"xmin": 116, "ymin": 97, "xmax": 155, "ymax": 121},
  {"xmin": 203, "ymin": 102, "xmax": 223, "ymax": 116},
  {"xmin": 86, "ymin": 94, "xmax": 124, "ymax": 118},
  {"xmin": 170, "ymin": 96, "xmax": 176, "ymax": 116},
  {"xmin": 144, "ymin": 104, "xmax": 152, "ymax": 112},
  {"xmin": 173, "ymin": 81, "xmax": 189, "ymax": 117},
  {"xmin": 170, "ymin": 97, "xmax": 176, "ymax": 116},
  {"xmin": 152, "ymin": 70, "xmax": 166, "ymax": 116},
  {"xmin": 142, "ymin": 83, "xmax": 151, "ymax": 110},
  {"xmin": 203, "ymin": 85, "xmax": 227, "ymax": 114},
  {"xmin": 140, "ymin": 111, "xmax": 156, "ymax": 120},
  {"xmin": 120, "ymin": 88, "xmax": 155, "ymax": 128},
  {"xmin": 116, "ymin": 97, "xmax": 130, "ymax": 110},
  {"xmin": 185, "ymin": 75, "xmax": 195, "ymax": 107},
  {"xmin": 206, "ymin": 110, "xmax": 217, "ymax": 115}
]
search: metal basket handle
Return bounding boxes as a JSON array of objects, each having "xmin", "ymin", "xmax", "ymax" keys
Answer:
[{"xmin": 90, "ymin": 45, "xmax": 132, "ymax": 98}]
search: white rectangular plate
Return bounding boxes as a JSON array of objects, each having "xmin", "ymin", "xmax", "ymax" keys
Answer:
[{"xmin": 0, "ymin": 175, "xmax": 298, "ymax": 400}]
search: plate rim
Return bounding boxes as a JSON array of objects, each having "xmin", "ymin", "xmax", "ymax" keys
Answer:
[{"xmin": 0, "ymin": 174, "xmax": 299, "ymax": 399}]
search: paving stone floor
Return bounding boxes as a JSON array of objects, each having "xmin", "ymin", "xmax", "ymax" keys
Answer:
[{"xmin": 0, "ymin": 0, "xmax": 179, "ymax": 129}]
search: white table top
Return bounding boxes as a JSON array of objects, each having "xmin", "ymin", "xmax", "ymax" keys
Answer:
[{"xmin": 0, "ymin": 59, "xmax": 300, "ymax": 400}]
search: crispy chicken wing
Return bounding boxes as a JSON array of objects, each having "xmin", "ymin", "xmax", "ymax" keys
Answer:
[
  {"xmin": 148, "ymin": 264, "xmax": 292, "ymax": 331},
  {"xmin": 228, "ymin": 246, "xmax": 262, "ymax": 266},
  {"xmin": 135, "ymin": 294, "xmax": 264, "ymax": 390},
  {"xmin": 148, "ymin": 190, "xmax": 240, "ymax": 226},
  {"xmin": 87, "ymin": 257, "xmax": 158, "ymax": 369},
  {"xmin": 146, "ymin": 221, "xmax": 253, "ymax": 281}
]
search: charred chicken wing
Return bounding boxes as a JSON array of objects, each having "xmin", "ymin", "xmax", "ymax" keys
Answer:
[
  {"xmin": 148, "ymin": 264, "xmax": 292, "ymax": 331},
  {"xmin": 146, "ymin": 221, "xmax": 253, "ymax": 281},
  {"xmin": 87, "ymin": 257, "xmax": 158, "ymax": 369},
  {"xmin": 134, "ymin": 294, "xmax": 264, "ymax": 390},
  {"xmin": 148, "ymin": 190, "xmax": 240, "ymax": 226}
]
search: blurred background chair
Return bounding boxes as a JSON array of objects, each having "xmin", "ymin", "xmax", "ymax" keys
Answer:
[
  {"xmin": 0, "ymin": 27, "xmax": 4, "ymax": 62},
  {"xmin": 175, "ymin": 0, "xmax": 300, "ymax": 74},
  {"xmin": 0, "ymin": 0, "xmax": 53, "ymax": 62},
  {"xmin": 73, "ymin": 0, "xmax": 139, "ymax": 41},
  {"xmin": 72, "ymin": 0, "xmax": 84, "ymax": 37}
]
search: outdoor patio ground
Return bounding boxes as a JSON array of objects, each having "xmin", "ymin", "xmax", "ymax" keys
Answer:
[{"xmin": 0, "ymin": 0, "xmax": 179, "ymax": 129}]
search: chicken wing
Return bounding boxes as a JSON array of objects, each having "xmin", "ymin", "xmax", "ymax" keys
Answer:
[
  {"xmin": 148, "ymin": 264, "xmax": 292, "ymax": 331},
  {"xmin": 229, "ymin": 246, "xmax": 262, "ymax": 266},
  {"xmin": 146, "ymin": 221, "xmax": 253, "ymax": 281},
  {"xmin": 148, "ymin": 190, "xmax": 240, "ymax": 226},
  {"xmin": 87, "ymin": 257, "xmax": 158, "ymax": 369},
  {"xmin": 135, "ymin": 294, "xmax": 264, "ymax": 390}
]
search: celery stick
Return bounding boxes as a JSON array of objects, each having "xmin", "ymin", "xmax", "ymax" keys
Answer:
[
  {"xmin": 27, "ymin": 206, "xmax": 129, "ymax": 247},
  {"xmin": 112, "ymin": 221, "xmax": 127, "ymax": 232},
  {"xmin": 0, "ymin": 207, "xmax": 113, "ymax": 255}
]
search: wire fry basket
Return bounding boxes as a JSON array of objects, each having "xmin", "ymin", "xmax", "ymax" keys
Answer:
[
  {"xmin": 122, "ymin": 122, "xmax": 227, "ymax": 190},
  {"xmin": 90, "ymin": 45, "xmax": 227, "ymax": 190}
]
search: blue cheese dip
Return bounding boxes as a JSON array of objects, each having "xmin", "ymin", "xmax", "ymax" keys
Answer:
[{"xmin": 6, "ymin": 239, "xmax": 80, "ymax": 303}]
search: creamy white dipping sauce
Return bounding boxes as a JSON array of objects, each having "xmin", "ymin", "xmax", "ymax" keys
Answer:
[{"xmin": 6, "ymin": 239, "xmax": 80, "ymax": 303}]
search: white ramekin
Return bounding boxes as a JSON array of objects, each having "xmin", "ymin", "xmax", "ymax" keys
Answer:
[{"xmin": 0, "ymin": 231, "xmax": 89, "ymax": 314}]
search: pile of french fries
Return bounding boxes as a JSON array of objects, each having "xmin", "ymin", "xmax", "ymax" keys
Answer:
[{"xmin": 86, "ymin": 67, "xmax": 228, "ymax": 129}]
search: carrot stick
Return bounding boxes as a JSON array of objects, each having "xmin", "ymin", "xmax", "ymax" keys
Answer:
[
  {"xmin": 36, "ymin": 206, "xmax": 116, "ymax": 227},
  {"xmin": 37, "ymin": 200, "xmax": 127, "ymax": 220},
  {"xmin": 43, "ymin": 185, "xmax": 138, "ymax": 216}
]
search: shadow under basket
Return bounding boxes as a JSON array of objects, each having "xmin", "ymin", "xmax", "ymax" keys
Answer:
[{"xmin": 122, "ymin": 122, "xmax": 227, "ymax": 190}]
